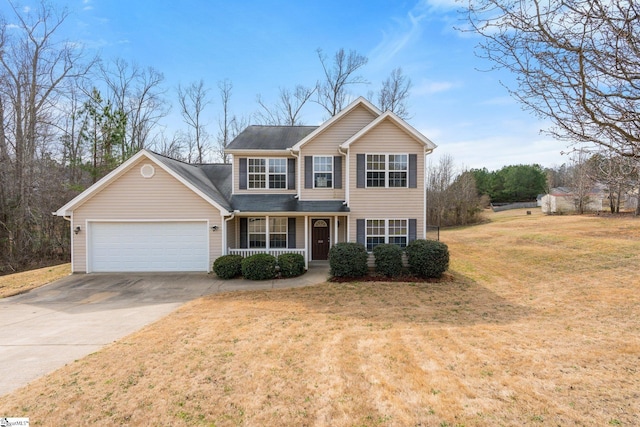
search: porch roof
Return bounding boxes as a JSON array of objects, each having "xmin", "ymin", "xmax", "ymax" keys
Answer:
[{"xmin": 230, "ymin": 194, "xmax": 350, "ymax": 213}]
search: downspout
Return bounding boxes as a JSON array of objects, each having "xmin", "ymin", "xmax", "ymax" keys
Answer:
[
  {"xmin": 424, "ymin": 147, "xmax": 434, "ymax": 239},
  {"xmin": 287, "ymin": 148, "xmax": 300, "ymax": 199},
  {"xmin": 339, "ymin": 146, "xmax": 349, "ymax": 207},
  {"xmin": 60, "ymin": 214, "xmax": 74, "ymax": 273},
  {"xmin": 223, "ymin": 210, "xmax": 239, "ymax": 255}
]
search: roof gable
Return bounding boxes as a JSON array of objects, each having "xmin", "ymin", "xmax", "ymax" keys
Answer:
[
  {"xmin": 340, "ymin": 111, "xmax": 437, "ymax": 151},
  {"xmin": 291, "ymin": 97, "xmax": 382, "ymax": 150},
  {"xmin": 55, "ymin": 150, "xmax": 232, "ymax": 216}
]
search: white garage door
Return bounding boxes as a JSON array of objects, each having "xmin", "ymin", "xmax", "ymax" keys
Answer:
[{"xmin": 89, "ymin": 222, "xmax": 209, "ymax": 272}]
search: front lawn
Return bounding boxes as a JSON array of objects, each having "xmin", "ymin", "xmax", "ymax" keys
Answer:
[
  {"xmin": 1, "ymin": 210, "xmax": 638, "ymax": 426},
  {"xmin": 0, "ymin": 263, "xmax": 70, "ymax": 298}
]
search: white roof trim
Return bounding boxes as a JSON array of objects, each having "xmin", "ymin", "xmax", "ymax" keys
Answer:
[
  {"xmin": 290, "ymin": 97, "xmax": 382, "ymax": 151},
  {"xmin": 55, "ymin": 149, "xmax": 231, "ymax": 216},
  {"xmin": 340, "ymin": 110, "xmax": 437, "ymax": 150}
]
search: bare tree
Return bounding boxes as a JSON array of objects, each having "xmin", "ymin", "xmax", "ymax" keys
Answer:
[
  {"xmin": 316, "ymin": 48, "xmax": 368, "ymax": 116},
  {"xmin": 256, "ymin": 85, "xmax": 316, "ymax": 126},
  {"xmin": 0, "ymin": 1, "xmax": 93, "ymax": 270},
  {"xmin": 464, "ymin": 0, "xmax": 640, "ymax": 158},
  {"xmin": 177, "ymin": 80, "xmax": 212, "ymax": 163},
  {"xmin": 216, "ymin": 79, "xmax": 248, "ymax": 163},
  {"xmin": 377, "ymin": 67, "xmax": 412, "ymax": 119},
  {"xmin": 99, "ymin": 58, "xmax": 167, "ymax": 154},
  {"xmin": 589, "ymin": 152, "xmax": 637, "ymax": 213},
  {"xmin": 570, "ymin": 149, "xmax": 596, "ymax": 214}
]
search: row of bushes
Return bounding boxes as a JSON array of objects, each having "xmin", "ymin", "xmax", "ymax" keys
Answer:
[
  {"xmin": 213, "ymin": 253, "xmax": 305, "ymax": 280},
  {"xmin": 329, "ymin": 240, "xmax": 449, "ymax": 279}
]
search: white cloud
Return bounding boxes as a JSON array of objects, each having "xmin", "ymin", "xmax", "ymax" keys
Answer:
[
  {"xmin": 420, "ymin": 0, "xmax": 461, "ymax": 11},
  {"xmin": 413, "ymin": 80, "xmax": 458, "ymax": 95},
  {"xmin": 369, "ymin": 8, "xmax": 427, "ymax": 67}
]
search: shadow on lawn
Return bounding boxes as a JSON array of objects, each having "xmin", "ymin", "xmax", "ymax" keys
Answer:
[{"xmin": 213, "ymin": 271, "xmax": 532, "ymax": 327}]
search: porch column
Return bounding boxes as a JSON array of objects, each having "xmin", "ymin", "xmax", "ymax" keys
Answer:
[
  {"xmin": 304, "ymin": 215, "xmax": 309, "ymax": 269},
  {"xmin": 265, "ymin": 215, "xmax": 270, "ymax": 250},
  {"xmin": 334, "ymin": 215, "xmax": 339, "ymax": 245}
]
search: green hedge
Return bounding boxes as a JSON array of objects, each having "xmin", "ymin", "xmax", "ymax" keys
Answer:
[
  {"xmin": 329, "ymin": 242, "xmax": 368, "ymax": 278},
  {"xmin": 213, "ymin": 255, "xmax": 243, "ymax": 279},
  {"xmin": 278, "ymin": 253, "xmax": 305, "ymax": 278},
  {"xmin": 373, "ymin": 244, "xmax": 403, "ymax": 277},
  {"xmin": 241, "ymin": 253, "xmax": 278, "ymax": 280},
  {"xmin": 405, "ymin": 239, "xmax": 449, "ymax": 279}
]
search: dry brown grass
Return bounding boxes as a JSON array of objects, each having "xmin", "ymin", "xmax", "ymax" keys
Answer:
[
  {"xmin": 1, "ymin": 210, "xmax": 639, "ymax": 426},
  {"xmin": 0, "ymin": 263, "xmax": 70, "ymax": 298}
]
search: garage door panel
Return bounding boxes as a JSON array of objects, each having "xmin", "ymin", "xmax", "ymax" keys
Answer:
[{"xmin": 89, "ymin": 222, "xmax": 209, "ymax": 272}]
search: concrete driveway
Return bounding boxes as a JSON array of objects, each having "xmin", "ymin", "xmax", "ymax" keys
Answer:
[{"xmin": 0, "ymin": 266, "xmax": 329, "ymax": 397}]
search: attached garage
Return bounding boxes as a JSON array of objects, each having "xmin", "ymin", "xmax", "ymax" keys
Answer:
[{"xmin": 88, "ymin": 221, "xmax": 210, "ymax": 272}]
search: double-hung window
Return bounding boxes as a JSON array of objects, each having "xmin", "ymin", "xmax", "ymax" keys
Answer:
[
  {"xmin": 248, "ymin": 217, "xmax": 287, "ymax": 248},
  {"xmin": 366, "ymin": 154, "xmax": 407, "ymax": 188},
  {"xmin": 248, "ymin": 158, "xmax": 287, "ymax": 189},
  {"xmin": 313, "ymin": 156, "xmax": 333, "ymax": 188},
  {"xmin": 366, "ymin": 219, "xmax": 408, "ymax": 251}
]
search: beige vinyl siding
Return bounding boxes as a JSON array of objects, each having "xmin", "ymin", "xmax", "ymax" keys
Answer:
[
  {"xmin": 72, "ymin": 158, "xmax": 222, "ymax": 273},
  {"xmin": 300, "ymin": 105, "xmax": 376, "ymax": 200},
  {"xmin": 347, "ymin": 119, "xmax": 426, "ymax": 242},
  {"xmin": 232, "ymin": 155, "xmax": 297, "ymax": 195}
]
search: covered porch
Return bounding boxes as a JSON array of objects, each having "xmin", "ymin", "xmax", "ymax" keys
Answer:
[{"xmin": 225, "ymin": 214, "xmax": 348, "ymax": 269}]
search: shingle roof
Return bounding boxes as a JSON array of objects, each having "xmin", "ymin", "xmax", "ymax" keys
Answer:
[
  {"xmin": 231, "ymin": 194, "xmax": 349, "ymax": 213},
  {"xmin": 226, "ymin": 125, "xmax": 318, "ymax": 150},
  {"xmin": 148, "ymin": 152, "xmax": 233, "ymax": 211},
  {"xmin": 148, "ymin": 152, "xmax": 347, "ymax": 214}
]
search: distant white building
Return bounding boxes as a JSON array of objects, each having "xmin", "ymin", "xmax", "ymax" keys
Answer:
[{"xmin": 541, "ymin": 186, "xmax": 607, "ymax": 214}]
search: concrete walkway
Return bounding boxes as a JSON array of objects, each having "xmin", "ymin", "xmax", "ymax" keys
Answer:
[{"xmin": 0, "ymin": 263, "xmax": 329, "ymax": 397}]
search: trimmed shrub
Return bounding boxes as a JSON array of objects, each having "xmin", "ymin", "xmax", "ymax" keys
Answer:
[
  {"xmin": 405, "ymin": 239, "xmax": 449, "ymax": 279},
  {"xmin": 241, "ymin": 253, "xmax": 277, "ymax": 280},
  {"xmin": 373, "ymin": 244, "xmax": 403, "ymax": 277},
  {"xmin": 329, "ymin": 242, "xmax": 368, "ymax": 278},
  {"xmin": 213, "ymin": 255, "xmax": 243, "ymax": 279},
  {"xmin": 278, "ymin": 253, "xmax": 305, "ymax": 278}
]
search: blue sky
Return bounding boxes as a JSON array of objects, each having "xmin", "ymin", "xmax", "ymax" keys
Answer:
[{"xmin": 2, "ymin": 0, "xmax": 572, "ymax": 170}]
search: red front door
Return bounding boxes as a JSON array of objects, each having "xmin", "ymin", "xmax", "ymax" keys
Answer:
[{"xmin": 312, "ymin": 219, "xmax": 330, "ymax": 260}]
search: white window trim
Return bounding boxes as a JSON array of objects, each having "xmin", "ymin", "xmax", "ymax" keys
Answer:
[
  {"xmin": 365, "ymin": 218, "xmax": 409, "ymax": 252},
  {"xmin": 247, "ymin": 158, "xmax": 287, "ymax": 190},
  {"xmin": 313, "ymin": 155, "xmax": 333, "ymax": 189},
  {"xmin": 365, "ymin": 153, "xmax": 408, "ymax": 188},
  {"xmin": 248, "ymin": 216, "xmax": 288, "ymax": 249}
]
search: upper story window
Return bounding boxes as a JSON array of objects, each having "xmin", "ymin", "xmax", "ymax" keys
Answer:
[
  {"xmin": 366, "ymin": 154, "xmax": 408, "ymax": 188},
  {"xmin": 248, "ymin": 158, "xmax": 287, "ymax": 189},
  {"xmin": 313, "ymin": 156, "xmax": 333, "ymax": 188}
]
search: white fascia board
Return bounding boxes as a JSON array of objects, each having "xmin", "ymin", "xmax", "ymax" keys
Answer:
[
  {"xmin": 290, "ymin": 97, "xmax": 382, "ymax": 151},
  {"xmin": 340, "ymin": 111, "xmax": 438, "ymax": 150}
]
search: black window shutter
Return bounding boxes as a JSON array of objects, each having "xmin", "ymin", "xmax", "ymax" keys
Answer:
[
  {"xmin": 288, "ymin": 218, "xmax": 296, "ymax": 248},
  {"xmin": 239, "ymin": 158, "xmax": 247, "ymax": 190},
  {"xmin": 240, "ymin": 218, "xmax": 248, "ymax": 248},
  {"xmin": 333, "ymin": 156, "xmax": 342, "ymax": 189},
  {"xmin": 409, "ymin": 154, "xmax": 417, "ymax": 188},
  {"xmin": 287, "ymin": 158, "xmax": 296, "ymax": 190},
  {"xmin": 356, "ymin": 154, "xmax": 365, "ymax": 188},
  {"xmin": 409, "ymin": 219, "xmax": 417, "ymax": 242},
  {"xmin": 356, "ymin": 219, "xmax": 365, "ymax": 245},
  {"xmin": 304, "ymin": 156, "xmax": 313, "ymax": 189}
]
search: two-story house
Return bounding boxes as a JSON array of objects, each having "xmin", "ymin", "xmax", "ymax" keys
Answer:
[{"xmin": 55, "ymin": 97, "xmax": 436, "ymax": 273}]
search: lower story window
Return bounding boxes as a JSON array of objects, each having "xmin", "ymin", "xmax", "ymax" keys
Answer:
[
  {"xmin": 248, "ymin": 217, "xmax": 287, "ymax": 248},
  {"xmin": 366, "ymin": 219, "xmax": 408, "ymax": 251}
]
